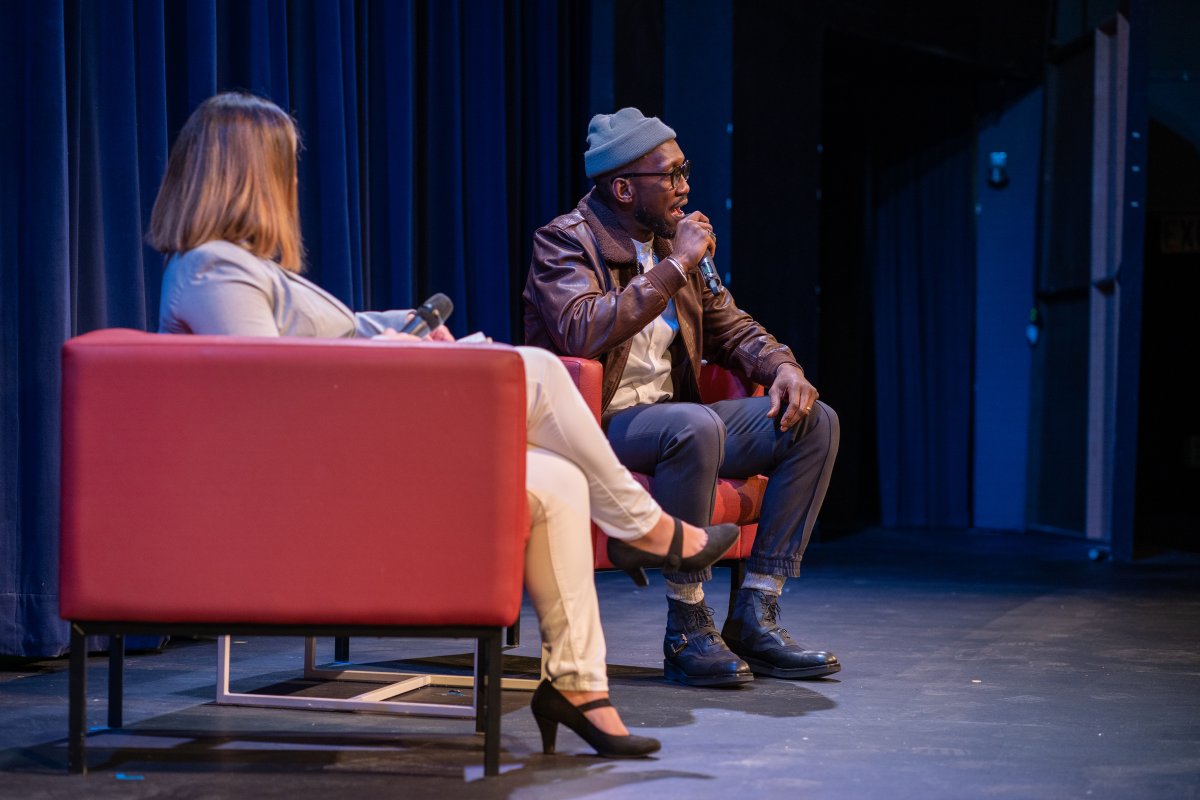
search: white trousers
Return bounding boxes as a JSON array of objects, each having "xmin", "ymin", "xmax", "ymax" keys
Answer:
[{"xmin": 517, "ymin": 347, "xmax": 663, "ymax": 691}]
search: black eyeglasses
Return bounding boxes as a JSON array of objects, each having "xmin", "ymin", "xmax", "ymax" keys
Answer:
[{"xmin": 618, "ymin": 160, "xmax": 691, "ymax": 189}]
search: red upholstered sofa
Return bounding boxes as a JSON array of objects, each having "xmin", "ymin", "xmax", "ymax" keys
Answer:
[
  {"xmin": 558, "ymin": 357, "xmax": 767, "ymax": 605},
  {"xmin": 59, "ymin": 329, "xmax": 530, "ymax": 776}
]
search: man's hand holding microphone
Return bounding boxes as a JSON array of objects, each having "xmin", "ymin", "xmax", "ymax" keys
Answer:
[{"xmin": 670, "ymin": 211, "xmax": 724, "ymax": 295}]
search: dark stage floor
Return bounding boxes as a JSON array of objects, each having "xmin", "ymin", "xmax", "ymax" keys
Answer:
[{"xmin": 2, "ymin": 527, "xmax": 1198, "ymax": 799}]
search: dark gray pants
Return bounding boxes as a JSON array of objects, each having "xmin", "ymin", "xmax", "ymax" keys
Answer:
[{"xmin": 604, "ymin": 396, "xmax": 839, "ymax": 584}]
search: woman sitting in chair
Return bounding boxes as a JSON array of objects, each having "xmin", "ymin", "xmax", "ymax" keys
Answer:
[{"xmin": 147, "ymin": 92, "xmax": 739, "ymax": 759}]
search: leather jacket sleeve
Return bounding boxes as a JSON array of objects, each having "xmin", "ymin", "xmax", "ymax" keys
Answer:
[
  {"xmin": 525, "ymin": 217, "xmax": 687, "ymax": 360},
  {"xmin": 696, "ymin": 283, "xmax": 801, "ymax": 389}
]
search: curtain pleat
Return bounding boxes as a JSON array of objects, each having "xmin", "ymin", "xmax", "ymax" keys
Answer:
[
  {"xmin": 872, "ymin": 137, "xmax": 975, "ymax": 529},
  {"xmin": 361, "ymin": 0, "xmax": 416, "ymax": 313},
  {"xmin": 417, "ymin": 0, "xmax": 467, "ymax": 313},
  {"xmin": 461, "ymin": 0, "xmax": 512, "ymax": 337},
  {"xmin": 1, "ymin": 2, "xmax": 72, "ymax": 657},
  {"xmin": 289, "ymin": 0, "xmax": 360, "ymax": 302}
]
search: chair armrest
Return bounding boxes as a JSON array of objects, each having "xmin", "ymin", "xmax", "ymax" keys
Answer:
[
  {"xmin": 699, "ymin": 363, "xmax": 763, "ymax": 403},
  {"xmin": 559, "ymin": 357, "xmax": 760, "ymax": 416},
  {"xmin": 558, "ymin": 356, "xmax": 603, "ymax": 424}
]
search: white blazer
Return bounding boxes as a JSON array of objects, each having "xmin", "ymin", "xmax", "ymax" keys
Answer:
[{"xmin": 158, "ymin": 240, "xmax": 413, "ymax": 338}]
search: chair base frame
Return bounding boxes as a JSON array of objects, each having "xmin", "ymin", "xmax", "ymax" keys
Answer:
[
  {"xmin": 215, "ymin": 635, "xmax": 537, "ymax": 715},
  {"xmin": 67, "ymin": 621, "xmax": 511, "ymax": 777}
]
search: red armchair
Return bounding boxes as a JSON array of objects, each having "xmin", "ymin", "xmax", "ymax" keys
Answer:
[
  {"xmin": 60, "ymin": 329, "xmax": 530, "ymax": 776},
  {"xmin": 558, "ymin": 357, "xmax": 768, "ymax": 606}
]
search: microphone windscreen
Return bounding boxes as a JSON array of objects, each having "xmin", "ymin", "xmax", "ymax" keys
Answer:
[
  {"xmin": 400, "ymin": 293, "xmax": 455, "ymax": 336},
  {"xmin": 422, "ymin": 293, "xmax": 454, "ymax": 325}
]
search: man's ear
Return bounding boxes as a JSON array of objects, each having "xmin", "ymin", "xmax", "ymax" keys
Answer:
[{"xmin": 610, "ymin": 176, "xmax": 634, "ymax": 204}]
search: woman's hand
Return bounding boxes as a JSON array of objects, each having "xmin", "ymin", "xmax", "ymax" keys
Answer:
[
  {"xmin": 372, "ymin": 328, "xmax": 421, "ymax": 341},
  {"xmin": 372, "ymin": 325, "xmax": 455, "ymax": 342}
]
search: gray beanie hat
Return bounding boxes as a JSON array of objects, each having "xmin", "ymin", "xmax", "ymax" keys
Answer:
[{"xmin": 584, "ymin": 108, "xmax": 676, "ymax": 178}]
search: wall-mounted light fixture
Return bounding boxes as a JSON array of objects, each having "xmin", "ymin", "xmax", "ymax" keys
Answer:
[{"xmin": 988, "ymin": 151, "xmax": 1009, "ymax": 189}]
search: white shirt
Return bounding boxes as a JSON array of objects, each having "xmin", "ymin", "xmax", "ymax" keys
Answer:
[{"xmin": 607, "ymin": 239, "xmax": 680, "ymax": 413}]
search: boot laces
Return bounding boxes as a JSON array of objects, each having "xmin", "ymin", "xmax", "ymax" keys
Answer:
[
  {"xmin": 684, "ymin": 604, "xmax": 721, "ymax": 644},
  {"xmin": 758, "ymin": 593, "xmax": 789, "ymax": 636}
]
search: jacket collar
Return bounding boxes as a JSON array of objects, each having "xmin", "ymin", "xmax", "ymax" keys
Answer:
[{"xmin": 578, "ymin": 189, "xmax": 674, "ymax": 271}]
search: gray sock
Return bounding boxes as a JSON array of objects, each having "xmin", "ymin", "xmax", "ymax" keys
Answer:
[
  {"xmin": 665, "ymin": 580, "xmax": 705, "ymax": 605},
  {"xmin": 741, "ymin": 571, "xmax": 786, "ymax": 596}
]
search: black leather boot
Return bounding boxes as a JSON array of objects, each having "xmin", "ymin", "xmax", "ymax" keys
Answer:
[
  {"xmin": 663, "ymin": 598, "xmax": 754, "ymax": 687},
  {"xmin": 722, "ymin": 588, "xmax": 840, "ymax": 679}
]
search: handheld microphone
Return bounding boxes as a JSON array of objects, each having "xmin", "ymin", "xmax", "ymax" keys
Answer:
[
  {"xmin": 698, "ymin": 254, "xmax": 724, "ymax": 295},
  {"xmin": 399, "ymin": 293, "xmax": 454, "ymax": 337}
]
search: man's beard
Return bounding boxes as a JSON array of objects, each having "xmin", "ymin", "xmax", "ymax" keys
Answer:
[{"xmin": 633, "ymin": 200, "xmax": 676, "ymax": 240}]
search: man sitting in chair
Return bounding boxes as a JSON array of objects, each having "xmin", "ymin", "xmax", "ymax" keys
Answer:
[{"xmin": 523, "ymin": 108, "xmax": 842, "ymax": 687}]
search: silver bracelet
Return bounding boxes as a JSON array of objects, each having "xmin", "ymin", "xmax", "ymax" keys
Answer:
[{"xmin": 663, "ymin": 256, "xmax": 687, "ymax": 278}]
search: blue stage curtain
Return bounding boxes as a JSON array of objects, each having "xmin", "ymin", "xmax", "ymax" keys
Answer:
[
  {"xmin": 871, "ymin": 135, "xmax": 975, "ymax": 529},
  {"xmin": 0, "ymin": 0, "xmax": 581, "ymax": 657},
  {"xmin": 1, "ymin": 3, "xmax": 72, "ymax": 658}
]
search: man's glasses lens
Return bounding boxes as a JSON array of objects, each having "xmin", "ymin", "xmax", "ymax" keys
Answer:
[
  {"xmin": 619, "ymin": 160, "xmax": 692, "ymax": 188},
  {"xmin": 671, "ymin": 161, "xmax": 691, "ymax": 188}
]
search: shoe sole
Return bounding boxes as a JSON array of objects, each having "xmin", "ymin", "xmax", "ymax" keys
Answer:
[
  {"xmin": 743, "ymin": 657, "xmax": 842, "ymax": 680},
  {"xmin": 663, "ymin": 661, "xmax": 755, "ymax": 687}
]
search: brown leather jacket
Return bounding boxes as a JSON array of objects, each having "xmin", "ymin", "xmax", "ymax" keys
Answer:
[{"xmin": 523, "ymin": 189, "xmax": 800, "ymax": 412}]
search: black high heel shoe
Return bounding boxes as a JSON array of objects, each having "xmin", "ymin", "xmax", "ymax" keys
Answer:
[
  {"xmin": 607, "ymin": 518, "xmax": 740, "ymax": 587},
  {"xmin": 530, "ymin": 680, "xmax": 660, "ymax": 758}
]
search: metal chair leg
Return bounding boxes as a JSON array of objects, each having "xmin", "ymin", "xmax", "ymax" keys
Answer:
[
  {"xmin": 108, "ymin": 634, "xmax": 124, "ymax": 729},
  {"xmin": 68, "ymin": 624, "xmax": 87, "ymax": 775},
  {"xmin": 505, "ymin": 617, "xmax": 520, "ymax": 648},
  {"xmin": 481, "ymin": 629, "xmax": 502, "ymax": 776}
]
